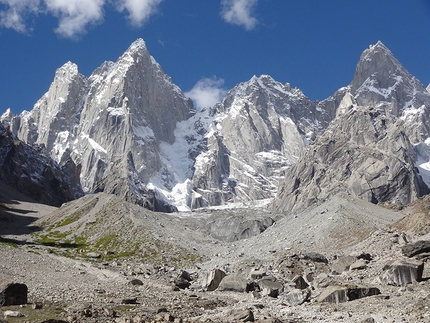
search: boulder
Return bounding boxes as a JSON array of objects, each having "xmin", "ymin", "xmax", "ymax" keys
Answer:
[
  {"xmin": 203, "ymin": 269, "xmax": 226, "ymax": 291},
  {"xmin": 291, "ymin": 275, "xmax": 309, "ymax": 290},
  {"xmin": 257, "ymin": 277, "xmax": 284, "ymax": 298},
  {"xmin": 249, "ymin": 268, "xmax": 266, "ymax": 280},
  {"xmin": 381, "ymin": 259, "xmax": 424, "ymax": 286},
  {"xmin": 350, "ymin": 259, "xmax": 367, "ymax": 271},
  {"xmin": 281, "ymin": 288, "xmax": 311, "ymax": 306},
  {"xmin": 227, "ymin": 309, "xmax": 254, "ymax": 322},
  {"xmin": 3, "ymin": 310, "xmax": 24, "ymax": 318},
  {"xmin": 331, "ymin": 255, "xmax": 356, "ymax": 274},
  {"xmin": 317, "ymin": 285, "xmax": 380, "ymax": 303},
  {"xmin": 0, "ymin": 282, "xmax": 28, "ymax": 306},
  {"xmin": 217, "ymin": 274, "xmax": 249, "ymax": 293},
  {"xmin": 401, "ymin": 240, "xmax": 430, "ymax": 258},
  {"xmin": 302, "ymin": 252, "xmax": 328, "ymax": 264}
]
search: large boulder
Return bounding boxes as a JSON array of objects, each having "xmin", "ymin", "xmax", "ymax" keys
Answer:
[
  {"xmin": 381, "ymin": 259, "xmax": 424, "ymax": 286},
  {"xmin": 317, "ymin": 285, "xmax": 380, "ymax": 304},
  {"xmin": 0, "ymin": 282, "xmax": 28, "ymax": 306},
  {"xmin": 203, "ymin": 269, "xmax": 227, "ymax": 292},
  {"xmin": 217, "ymin": 274, "xmax": 249, "ymax": 293},
  {"xmin": 401, "ymin": 240, "xmax": 430, "ymax": 258},
  {"xmin": 257, "ymin": 277, "xmax": 284, "ymax": 298}
]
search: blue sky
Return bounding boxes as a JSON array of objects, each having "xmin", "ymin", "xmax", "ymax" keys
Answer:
[{"xmin": 1, "ymin": 0, "xmax": 430, "ymax": 113}]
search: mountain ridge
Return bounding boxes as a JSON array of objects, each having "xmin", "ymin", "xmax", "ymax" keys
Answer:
[{"xmin": 2, "ymin": 39, "xmax": 430, "ymax": 212}]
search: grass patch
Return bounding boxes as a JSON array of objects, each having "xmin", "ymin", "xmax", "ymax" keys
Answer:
[{"xmin": 0, "ymin": 236, "xmax": 19, "ymax": 248}]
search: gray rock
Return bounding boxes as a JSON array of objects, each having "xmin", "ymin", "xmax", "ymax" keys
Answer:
[
  {"xmin": 316, "ymin": 285, "xmax": 380, "ymax": 303},
  {"xmin": 217, "ymin": 274, "xmax": 249, "ymax": 293},
  {"xmin": 227, "ymin": 309, "xmax": 254, "ymax": 322},
  {"xmin": 291, "ymin": 275, "xmax": 309, "ymax": 290},
  {"xmin": 206, "ymin": 215, "xmax": 274, "ymax": 242},
  {"xmin": 3, "ymin": 310, "xmax": 24, "ymax": 318},
  {"xmin": 381, "ymin": 259, "xmax": 424, "ymax": 286},
  {"xmin": 257, "ymin": 277, "xmax": 284, "ymax": 298},
  {"xmin": 203, "ymin": 269, "xmax": 226, "ymax": 291},
  {"xmin": 249, "ymin": 268, "xmax": 266, "ymax": 280},
  {"xmin": 281, "ymin": 288, "xmax": 311, "ymax": 306},
  {"xmin": 0, "ymin": 281, "xmax": 28, "ymax": 306},
  {"xmin": 302, "ymin": 251, "xmax": 328, "ymax": 264},
  {"xmin": 86, "ymin": 252, "xmax": 101, "ymax": 259},
  {"xmin": 331, "ymin": 256, "xmax": 356, "ymax": 274},
  {"xmin": 401, "ymin": 240, "xmax": 430, "ymax": 258},
  {"xmin": 350, "ymin": 259, "xmax": 367, "ymax": 271}
]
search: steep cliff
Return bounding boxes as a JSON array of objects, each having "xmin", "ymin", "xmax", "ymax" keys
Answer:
[{"xmin": 271, "ymin": 41, "xmax": 430, "ymax": 213}]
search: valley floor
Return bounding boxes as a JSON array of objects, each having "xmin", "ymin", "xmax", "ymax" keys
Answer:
[{"xmin": 1, "ymin": 188, "xmax": 430, "ymax": 322}]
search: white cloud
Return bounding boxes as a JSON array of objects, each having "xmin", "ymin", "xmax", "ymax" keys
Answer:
[
  {"xmin": 185, "ymin": 77, "xmax": 228, "ymax": 110},
  {"xmin": 45, "ymin": 0, "xmax": 105, "ymax": 38},
  {"xmin": 0, "ymin": 0, "xmax": 164, "ymax": 38},
  {"xmin": 0, "ymin": 0, "xmax": 40, "ymax": 32},
  {"xmin": 116, "ymin": 0, "xmax": 163, "ymax": 27},
  {"xmin": 221, "ymin": 0, "xmax": 258, "ymax": 30}
]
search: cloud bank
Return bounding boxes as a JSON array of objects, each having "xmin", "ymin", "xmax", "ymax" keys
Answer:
[
  {"xmin": 185, "ymin": 77, "xmax": 228, "ymax": 110},
  {"xmin": 0, "ymin": 0, "xmax": 164, "ymax": 38},
  {"xmin": 221, "ymin": 0, "xmax": 258, "ymax": 30}
]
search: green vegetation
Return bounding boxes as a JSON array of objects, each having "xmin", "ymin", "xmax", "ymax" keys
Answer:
[{"xmin": 0, "ymin": 236, "xmax": 19, "ymax": 248}]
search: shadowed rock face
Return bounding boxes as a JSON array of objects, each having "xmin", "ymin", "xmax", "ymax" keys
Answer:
[{"xmin": 0, "ymin": 124, "xmax": 83, "ymax": 206}]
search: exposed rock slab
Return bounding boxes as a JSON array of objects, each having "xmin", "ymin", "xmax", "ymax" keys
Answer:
[{"xmin": 381, "ymin": 259, "xmax": 424, "ymax": 286}]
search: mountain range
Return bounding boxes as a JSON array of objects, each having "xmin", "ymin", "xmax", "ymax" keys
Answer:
[{"xmin": 2, "ymin": 39, "xmax": 430, "ymax": 212}]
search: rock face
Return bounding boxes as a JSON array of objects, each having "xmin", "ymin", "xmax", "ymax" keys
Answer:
[
  {"xmin": 192, "ymin": 75, "xmax": 335, "ymax": 206},
  {"xmin": 271, "ymin": 41, "xmax": 430, "ymax": 213},
  {"xmin": 0, "ymin": 124, "xmax": 83, "ymax": 206},
  {"xmin": 3, "ymin": 39, "xmax": 195, "ymax": 212}
]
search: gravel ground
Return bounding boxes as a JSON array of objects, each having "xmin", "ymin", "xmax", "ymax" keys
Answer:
[{"xmin": 1, "ymin": 187, "xmax": 430, "ymax": 322}]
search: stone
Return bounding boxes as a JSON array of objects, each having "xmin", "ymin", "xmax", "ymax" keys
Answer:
[
  {"xmin": 121, "ymin": 298, "xmax": 138, "ymax": 304},
  {"xmin": 350, "ymin": 259, "xmax": 367, "ymax": 271},
  {"xmin": 292, "ymin": 275, "xmax": 309, "ymax": 290},
  {"xmin": 331, "ymin": 255, "xmax": 356, "ymax": 274},
  {"xmin": 249, "ymin": 268, "xmax": 266, "ymax": 280},
  {"xmin": 3, "ymin": 310, "xmax": 24, "ymax": 318},
  {"xmin": 316, "ymin": 285, "xmax": 380, "ymax": 304},
  {"xmin": 359, "ymin": 318, "xmax": 375, "ymax": 323},
  {"xmin": 174, "ymin": 277, "xmax": 191, "ymax": 290},
  {"xmin": 32, "ymin": 302, "xmax": 43, "ymax": 309},
  {"xmin": 203, "ymin": 269, "xmax": 227, "ymax": 291},
  {"xmin": 381, "ymin": 259, "xmax": 424, "ymax": 286},
  {"xmin": 281, "ymin": 288, "xmax": 311, "ymax": 306},
  {"xmin": 401, "ymin": 240, "xmax": 430, "ymax": 257},
  {"xmin": 86, "ymin": 252, "xmax": 101, "ymax": 259},
  {"xmin": 257, "ymin": 277, "xmax": 284, "ymax": 298},
  {"xmin": 227, "ymin": 309, "xmax": 254, "ymax": 322},
  {"xmin": 217, "ymin": 274, "xmax": 249, "ymax": 293},
  {"xmin": 129, "ymin": 279, "xmax": 143, "ymax": 286},
  {"xmin": 302, "ymin": 252, "xmax": 328, "ymax": 264},
  {"xmin": 0, "ymin": 281, "xmax": 28, "ymax": 306}
]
